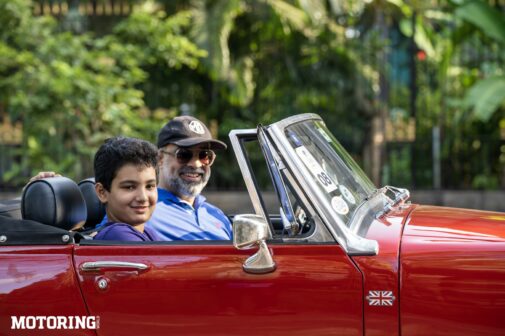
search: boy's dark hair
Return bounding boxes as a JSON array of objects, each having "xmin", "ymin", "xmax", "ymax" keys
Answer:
[{"xmin": 94, "ymin": 136, "xmax": 158, "ymax": 191}]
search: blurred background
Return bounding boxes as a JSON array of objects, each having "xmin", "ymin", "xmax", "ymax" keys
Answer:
[{"xmin": 1, "ymin": 0, "xmax": 504, "ymax": 211}]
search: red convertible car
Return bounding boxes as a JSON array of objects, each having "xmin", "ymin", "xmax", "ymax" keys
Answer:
[{"xmin": 1, "ymin": 113, "xmax": 504, "ymax": 335}]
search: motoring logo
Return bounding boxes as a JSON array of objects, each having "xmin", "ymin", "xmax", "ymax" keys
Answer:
[
  {"xmin": 366, "ymin": 291, "xmax": 396, "ymax": 306},
  {"xmin": 11, "ymin": 316, "xmax": 100, "ymax": 330}
]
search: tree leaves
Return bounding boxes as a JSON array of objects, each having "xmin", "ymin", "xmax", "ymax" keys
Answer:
[
  {"xmin": 455, "ymin": 0, "xmax": 505, "ymax": 121},
  {"xmin": 0, "ymin": 0, "xmax": 204, "ymax": 183},
  {"xmin": 464, "ymin": 75, "xmax": 505, "ymax": 122},
  {"xmin": 455, "ymin": 0, "xmax": 505, "ymax": 45},
  {"xmin": 191, "ymin": 0, "xmax": 243, "ymax": 79},
  {"xmin": 114, "ymin": 9, "xmax": 206, "ymax": 69}
]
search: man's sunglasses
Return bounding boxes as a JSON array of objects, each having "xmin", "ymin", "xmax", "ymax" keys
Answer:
[{"xmin": 161, "ymin": 148, "xmax": 216, "ymax": 166}]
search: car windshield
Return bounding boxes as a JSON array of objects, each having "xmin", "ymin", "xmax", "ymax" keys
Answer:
[{"xmin": 285, "ymin": 119, "xmax": 376, "ymax": 227}]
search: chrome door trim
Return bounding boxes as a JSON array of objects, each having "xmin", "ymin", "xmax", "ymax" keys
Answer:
[{"xmin": 80, "ymin": 261, "xmax": 149, "ymax": 272}]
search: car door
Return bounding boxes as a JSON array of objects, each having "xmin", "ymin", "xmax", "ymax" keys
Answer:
[
  {"xmin": 74, "ymin": 242, "xmax": 362, "ymax": 335},
  {"xmin": 73, "ymin": 128, "xmax": 364, "ymax": 335}
]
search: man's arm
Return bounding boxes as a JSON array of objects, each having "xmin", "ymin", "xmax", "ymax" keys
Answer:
[{"xmin": 28, "ymin": 172, "xmax": 61, "ymax": 183}]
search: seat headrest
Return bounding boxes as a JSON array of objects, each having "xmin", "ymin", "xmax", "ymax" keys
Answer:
[
  {"xmin": 22, "ymin": 177, "xmax": 86, "ymax": 231},
  {"xmin": 78, "ymin": 178, "xmax": 106, "ymax": 228}
]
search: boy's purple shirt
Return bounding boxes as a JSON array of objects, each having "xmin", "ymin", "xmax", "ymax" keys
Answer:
[{"xmin": 94, "ymin": 222, "xmax": 159, "ymax": 241}]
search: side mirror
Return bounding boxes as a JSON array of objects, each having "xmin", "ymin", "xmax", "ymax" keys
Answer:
[{"xmin": 233, "ymin": 214, "xmax": 276, "ymax": 274}]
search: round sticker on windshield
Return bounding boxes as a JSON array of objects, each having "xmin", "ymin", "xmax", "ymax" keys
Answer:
[
  {"xmin": 331, "ymin": 196, "xmax": 349, "ymax": 215},
  {"xmin": 339, "ymin": 185, "xmax": 356, "ymax": 205}
]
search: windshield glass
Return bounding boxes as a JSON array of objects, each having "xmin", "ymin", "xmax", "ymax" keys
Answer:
[{"xmin": 285, "ymin": 120, "xmax": 376, "ymax": 226}]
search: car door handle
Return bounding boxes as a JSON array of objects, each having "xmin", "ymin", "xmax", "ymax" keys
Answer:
[{"xmin": 80, "ymin": 261, "xmax": 149, "ymax": 272}]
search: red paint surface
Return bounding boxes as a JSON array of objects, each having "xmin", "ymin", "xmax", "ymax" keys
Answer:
[
  {"xmin": 353, "ymin": 204, "xmax": 415, "ymax": 336},
  {"xmin": 2, "ymin": 205, "xmax": 505, "ymax": 335},
  {"xmin": 74, "ymin": 244, "xmax": 362, "ymax": 335},
  {"xmin": 0, "ymin": 246, "xmax": 94, "ymax": 336},
  {"xmin": 400, "ymin": 206, "xmax": 505, "ymax": 335}
]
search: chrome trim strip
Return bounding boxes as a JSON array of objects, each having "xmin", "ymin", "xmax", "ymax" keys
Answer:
[
  {"xmin": 272, "ymin": 113, "xmax": 321, "ymax": 128},
  {"xmin": 228, "ymin": 129, "xmax": 271, "ymax": 237},
  {"xmin": 80, "ymin": 261, "xmax": 149, "ymax": 272}
]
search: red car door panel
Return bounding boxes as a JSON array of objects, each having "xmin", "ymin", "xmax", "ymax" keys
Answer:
[
  {"xmin": 0, "ymin": 246, "xmax": 95, "ymax": 336},
  {"xmin": 74, "ymin": 243, "xmax": 362, "ymax": 335}
]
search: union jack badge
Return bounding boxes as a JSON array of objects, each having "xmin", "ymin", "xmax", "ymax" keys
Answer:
[{"xmin": 366, "ymin": 291, "xmax": 395, "ymax": 306}]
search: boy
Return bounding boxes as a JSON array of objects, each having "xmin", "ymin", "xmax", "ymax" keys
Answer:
[{"xmin": 93, "ymin": 136, "xmax": 160, "ymax": 241}]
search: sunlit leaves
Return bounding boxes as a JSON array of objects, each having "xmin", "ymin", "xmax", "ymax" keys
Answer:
[
  {"xmin": 191, "ymin": 0, "xmax": 243, "ymax": 79},
  {"xmin": 266, "ymin": 0, "xmax": 311, "ymax": 34},
  {"xmin": 114, "ymin": 9, "xmax": 206, "ymax": 69},
  {"xmin": 454, "ymin": 0, "xmax": 505, "ymax": 121},
  {"xmin": 227, "ymin": 57, "xmax": 255, "ymax": 106},
  {"xmin": 0, "ymin": 0, "xmax": 204, "ymax": 183},
  {"xmin": 464, "ymin": 75, "xmax": 505, "ymax": 122},
  {"xmin": 455, "ymin": 0, "xmax": 505, "ymax": 45}
]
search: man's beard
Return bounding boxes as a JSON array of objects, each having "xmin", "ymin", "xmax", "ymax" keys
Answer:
[{"xmin": 166, "ymin": 166, "xmax": 210, "ymax": 198}]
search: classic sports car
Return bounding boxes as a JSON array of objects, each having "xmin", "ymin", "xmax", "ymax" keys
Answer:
[{"xmin": 1, "ymin": 113, "xmax": 504, "ymax": 335}]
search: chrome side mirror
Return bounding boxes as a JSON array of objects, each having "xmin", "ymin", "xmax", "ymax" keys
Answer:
[{"xmin": 233, "ymin": 214, "xmax": 276, "ymax": 274}]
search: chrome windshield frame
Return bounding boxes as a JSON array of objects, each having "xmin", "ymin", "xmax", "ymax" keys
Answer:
[
  {"xmin": 266, "ymin": 114, "xmax": 379, "ymax": 256},
  {"xmin": 229, "ymin": 129, "xmax": 272, "ymax": 238}
]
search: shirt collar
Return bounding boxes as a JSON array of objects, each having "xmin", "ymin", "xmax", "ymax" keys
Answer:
[{"xmin": 157, "ymin": 188, "xmax": 206, "ymax": 209}]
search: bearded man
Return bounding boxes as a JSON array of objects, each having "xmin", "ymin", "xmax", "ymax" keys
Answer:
[{"xmin": 152, "ymin": 116, "xmax": 232, "ymax": 240}]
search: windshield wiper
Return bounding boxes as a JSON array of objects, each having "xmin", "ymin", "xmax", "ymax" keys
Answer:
[{"xmin": 373, "ymin": 186, "xmax": 410, "ymax": 219}]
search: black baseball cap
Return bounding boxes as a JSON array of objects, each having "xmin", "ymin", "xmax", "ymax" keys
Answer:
[{"xmin": 157, "ymin": 116, "xmax": 227, "ymax": 150}]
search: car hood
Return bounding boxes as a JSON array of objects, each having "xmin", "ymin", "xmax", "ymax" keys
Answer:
[
  {"xmin": 404, "ymin": 205, "xmax": 505, "ymax": 243},
  {"xmin": 399, "ymin": 206, "xmax": 505, "ymax": 333}
]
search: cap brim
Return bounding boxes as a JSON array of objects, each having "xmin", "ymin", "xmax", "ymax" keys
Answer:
[{"xmin": 172, "ymin": 138, "xmax": 227, "ymax": 150}]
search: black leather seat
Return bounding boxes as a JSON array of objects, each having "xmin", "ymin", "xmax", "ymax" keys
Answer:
[
  {"xmin": 22, "ymin": 176, "xmax": 87, "ymax": 231},
  {"xmin": 78, "ymin": 178, "xmax": 106, "ymax": 229}
]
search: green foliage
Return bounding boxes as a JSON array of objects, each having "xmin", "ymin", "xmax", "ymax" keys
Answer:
[
  {"xmin": 464, "ymin": 76, "xmax": 505, "ymax": 122},
  {"xmin": 1, "ymin": 0, "xmax": 503, "ymax": 191},
  {"xmin": 455, "ymin": 0, "xmax": 505, "ymax": 44},
  {"xmin": 454, "ymin": 0, "xmax": 505, "ymax": 122},
  {"xmin": 472, "ymin": 173, "xmax": 499, "ymax": 189},
  {"xmin": 191, "ymin": 0, "xmax": 243, "ymax": 79},
  {"xmin": 114, "ymin": 9, "xmax": 206, "ymax": 69},
  {"xmin": 0, "ymin": 0, "xmax": 203, "ymax": 184}
]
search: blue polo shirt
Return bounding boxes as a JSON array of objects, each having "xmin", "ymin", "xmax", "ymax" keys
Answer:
[
  {"xmin": 150, "ymin": 188, "xmax": 232, "ymax": 241},
  {"xmin": 96, "ymin": 188, "xmax": 232, "ymax": 241}
]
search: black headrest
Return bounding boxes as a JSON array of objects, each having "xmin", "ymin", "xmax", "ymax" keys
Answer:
[
  {"xmin": 22, "ymin": 177, "xmax": 86, "ymax": 231},
  {"xmin": 78, "ymin": 178, "xmax": 106, "ymax": 228}
]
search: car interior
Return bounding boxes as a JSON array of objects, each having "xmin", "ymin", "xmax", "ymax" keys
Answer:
[
  {"xmin": 0, "ymin": 174, "xmax": 316, "ymax": 245},
  {"xmin": 0, "ymin": 130, "xmax": 317, "ymax": 244},
  {"xmin": 0, "ymin": 129, "xmax": 318, "ymax": 244}
]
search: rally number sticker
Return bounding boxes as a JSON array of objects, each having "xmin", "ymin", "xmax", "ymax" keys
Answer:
[
  {"xmin": 331, "ymin": 196, "xmax": 349, "ymax": 215},
  {"xmin": 296, "ymin": 146, "xmax": 338, "ymax": 193}
]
